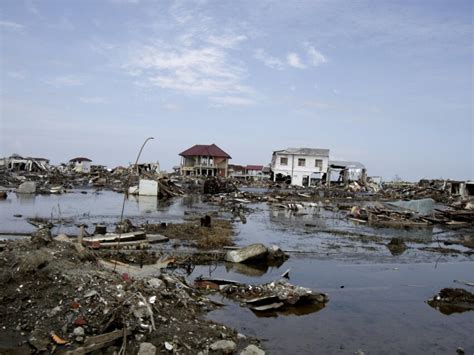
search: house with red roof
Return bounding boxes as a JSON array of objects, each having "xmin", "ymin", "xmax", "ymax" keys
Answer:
[{"xmin": 179, "ymin": 144, "xmax": 231, "ymax": 177}]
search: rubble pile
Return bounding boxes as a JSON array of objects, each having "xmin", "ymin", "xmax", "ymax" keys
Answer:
[
  {"xmin": 203, "ymin": 177, "xmax": 238, "ymax": 195},
  {"xmin": 195, "ymin": 278, "xmax": 328, "ymax": 314},
  {"xmin": 146, "ymin": 219, "xmax": 235, "ymax": 250},
  {"xmin": 0, "ymin": 240, "xmax": 258, "ymax": 354},
  {"xmin": 427, "ymin": 288, "xmax": 474, "ymax": 315}
]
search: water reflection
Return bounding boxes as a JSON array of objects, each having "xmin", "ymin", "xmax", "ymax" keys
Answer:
[
  {"xmin": 224, "ymin": 259, "xmax": 287, "ymax": 277},
  {"xmin": 427, "ymin": 303, "xmax": 474, "ymax": 315},
  {"xmin": 138, "ymin": 195, "xmax": 158, "ymax": 213},
  {"xmin": 251, "ymin": 301, "xmax": 327, "ymax": 318},
  {"xmin": 15, "ymin": 193, "xmax": 36, "ymax": 204}
]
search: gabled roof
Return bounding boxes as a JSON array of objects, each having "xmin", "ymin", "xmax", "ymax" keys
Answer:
[
  {"xmin": 70, "ymin": 157, "xmax": 92, "ymax": 162},
  {"xmin": 273, "ymin": 148, "xmax": 330, "ymax": 156},
  {"xmin": 246, "ymin": 165, "xmax": 264, "ymax": 171},
  {"xmin": 179, "ymin": 144, "xmax": 231, "ymax": 159}
]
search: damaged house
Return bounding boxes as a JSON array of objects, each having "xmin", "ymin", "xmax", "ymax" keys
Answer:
[
  {"xmin": 271, "ymin": 148, "xmax": 330, "ymax": 187},
  {"xmin": 229, "ymin": 165, "xmax": 269, "ymax": 181},
  {"xmin": 69, "ymin": 157, "xmax": 92, "ymax": 173},
  {"xmin": 2, "ymin": 154, "xmax": 50, "ymax": 172},
  {"xmin": 328, "ymin": 160, "xmax": 367, "ymax": 184},
  {"xmin": 179, "ymin": 144, "xmax": 231, "ymax": 177}
]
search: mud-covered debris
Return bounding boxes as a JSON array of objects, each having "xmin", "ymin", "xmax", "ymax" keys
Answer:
[
  {"xmin": 203, "ymin": 177, "xmax": 237, "ymax": 195},
  {"xmin": 427, "ymin": 288, "xmax": 474, "ymax": 315},
  {"xmin": 0, "ymin": 240, "xmax": 256, "ymax": 354},
  {"xmin": 240, "ymin": 344, "xmax": 266, "ymax": 355},
  {"xmin": 196, "ymin": 278, "xmax": 328, "ymax": 315},
  {"xmin": 138, "ymin": 342, "xmax": 157, "ymax": 355},
  {"xmin": 386, "ymin": 238, "xmax": 408, "ymax": 255},
  {"xmin": 210, "ymin": 339, "xmax": 236, "ymax": 353},
  {"xmin": 225, "ymin": 244, "xmax": 289, "ymax": 265}
]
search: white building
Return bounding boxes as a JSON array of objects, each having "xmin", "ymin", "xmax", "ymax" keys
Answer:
[
  {"xmin": 271, "ymin": 148, "xmax": 330, "ymax": 187},
  {"xmin": 69, "ymin": 157, "xmax": 92, "ymax": 173}
]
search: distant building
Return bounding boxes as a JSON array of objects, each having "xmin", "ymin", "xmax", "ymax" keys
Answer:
[
  {"xmin": 228, "ymin": 164, "xmax": 246, "ymax": 178},
  {"xmin": 271, "ymin": 148, "xmax": 330, "ymax": 186},
  {"xmin": 179, "ymin": 144, "xmax": 231, "ymax": 177},
  {"xmin": 69, "ymin": 157, "xmax": 92, "ymax": 173},
  {"xmin": 229, "ymin": 164, "xmax": 267, "ymax": 181},
  {"xmin": 3, "ymin": 154, "xmax": 50, "ymax": 172},
  {"xmin": 329, "ymin": 160, "xmax": 366, "ymax": 183}
]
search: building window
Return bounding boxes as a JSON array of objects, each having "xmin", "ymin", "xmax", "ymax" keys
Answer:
[
  {"xmin": 298, "ymin": 158, "xmax": 306, "ymax": 167},
  {"xmin": 315, "ymin": 159, "xmax": 323, "ymax": 169},
  {"xmin": 280, "ymin": 157, "xmax": 288, "ymax": 165}
]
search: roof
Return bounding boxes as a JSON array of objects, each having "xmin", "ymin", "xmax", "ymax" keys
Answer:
[
  {"xmin": 329, "ymin": 160, "xmax": 365, "ymax": 169},
  {"xmin": 273, "ymin": 148, "xmax": 330, "ymax": 156},
  {"xmin": 70, "ymin": 157, "xmax": 92, "ymax": 162},
  {"xmin": 229, "ymin": 164, "xmax": 245, "ymax": 171},
  {"xmin": 246, "ymin": 165, "xmax": 264, "ymax": 171},
  {"xmin": 179, "ymin": 144, "xmax": 231, "ymax": 159}
]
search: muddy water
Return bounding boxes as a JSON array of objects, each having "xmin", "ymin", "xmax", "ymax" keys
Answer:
[
  {"xmin": 1, "ymin": 192, "xmax": 473, "ymax": 353},
  {"xmin": 193, "ymin": 259, "xmax": 474, "ymax": 354},
  {"xmin": 0, "ymin": 190, "xmax": 209, "ymax": 235}
]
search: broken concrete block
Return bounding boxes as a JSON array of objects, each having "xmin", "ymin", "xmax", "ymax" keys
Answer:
[
  {"xmin": 139, "ymin": 179, "xmax": 159, "ymax": 196},
  {"xmin": 138, "ymin": 342, "xmax": 157, "ymax": 355},
  {"xmin": 240, "ymin": 344, "xmax": 265, "ymax": 355},
  {"xmin": 17, "ymin": 181, "xmax": 36, "ymax": 194},
  {"xmin": 210, "ymin": 340, "xmax": 236, "ymax": 353},
  {"xmin": 147, "ymin": 278, "xmax": 164, "ymax": 290},
  {"xmin": 54, "ymin": 234, "xmax": 72, "ymax": 243},
  {"xmin": 225, "ymin": 243, "xmax": 268, "ymax": 263}
]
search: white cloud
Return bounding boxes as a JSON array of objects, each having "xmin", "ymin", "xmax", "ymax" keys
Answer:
[
  {"xmin": 46, "ymin": 75, "xmax": 84, "ymax": 87},
  {"xmin": 79, "ymin": 96, "xmax": 108, "ymax": 104},
  {"xmin": 0, "ymin": 20, "xmax": 24, "ymax": 31},
  {"xmin": 209, "ymin": 96, "xmax": 255, "ymax": 107},
  {"xmin": 254, "ymin": 49, "xmax": 285, "ymax": 70},
  {"xmin": 129, "ymin": 43, "xmax": 251, "ymax": 95},
  {"xmin": 306, "ymin": 45, "xmax": 327, "ymax": 66},
  {"xmin": 287, "ymin": 52, "xmax": 306, "ymax": 69},
  {"xmin": 207, "ymin": 34, "xmax": 247, "ymax": 49}
]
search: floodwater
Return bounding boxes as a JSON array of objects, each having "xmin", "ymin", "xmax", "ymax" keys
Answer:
[
  {"xmin": 0, "ymin": 190, "xmax": 211, "ymax": 235},
  {"xmin": 1, "ymin": 191, "xmax": 473, "ymax": 354},
  {"xmin": 194, "ymin": 259, "xmax": 474, "ymax": 354}
]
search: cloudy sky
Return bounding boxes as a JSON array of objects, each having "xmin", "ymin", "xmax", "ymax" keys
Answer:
[{"xmin": 1, "ymin": 0, "xmax": 472, "ymax": 180}]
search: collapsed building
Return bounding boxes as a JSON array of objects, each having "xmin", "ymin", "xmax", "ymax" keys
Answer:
[{"xmin": 1, "ymin": 154, "xmax": 50, "ymax": 172}]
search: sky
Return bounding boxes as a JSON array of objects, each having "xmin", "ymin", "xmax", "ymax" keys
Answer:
[{"xmin": 0, "ymin": 0, "xmax": 472, "ymax": 181}]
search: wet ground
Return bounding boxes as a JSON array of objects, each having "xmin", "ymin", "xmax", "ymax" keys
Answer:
[{"xmin": 1, "ymin": 190, "xmax": 473, "ymax": 354}]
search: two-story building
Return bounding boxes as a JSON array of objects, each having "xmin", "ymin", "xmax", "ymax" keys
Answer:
[
  {"xmin": 179, "ymin": 144, "xmax": 231, "ymax": 177},
  {"xmin": 271, "ymin": 148, "xmax": 330, "ymax": 186}
]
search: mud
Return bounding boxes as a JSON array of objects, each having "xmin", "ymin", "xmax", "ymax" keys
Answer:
[
  {"xmin": 1, "ymin": 187, "xmax": 474, "ymax": 354},
  {"xmin": 0, "ymin": 240, "xmax": 259, "ymax": 354}
]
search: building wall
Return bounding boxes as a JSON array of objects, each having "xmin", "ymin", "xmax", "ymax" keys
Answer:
[
  {"xmin": 271, "ymin": 153, "xmax": 329, "ymax": 186},
  {"xmin": 74, "ymin": 161, "xmax": 91, "ymax": 173},
  {"xmin": 180, "ymin": 155, "xmax": 229, "ymax": 177}
]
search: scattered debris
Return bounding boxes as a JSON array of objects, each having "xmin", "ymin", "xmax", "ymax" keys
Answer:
[
  {"xmin": 427, "ymin": 288, "xmax": 474, "ymax": 315},
  {"xmin": 386, "ymin": 238, "xmax": 408, "ymax": 255},
  {"xmin": 225, "ymin": 244, "xmax": 288, "ymax": 265}
]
